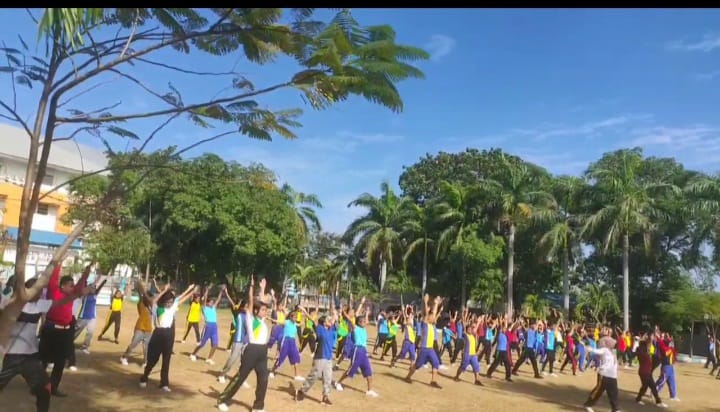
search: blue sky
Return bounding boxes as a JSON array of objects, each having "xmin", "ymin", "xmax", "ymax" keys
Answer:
[{"xmin": 2, "ymin": 9, "xmax": 720, "ymax": 234}]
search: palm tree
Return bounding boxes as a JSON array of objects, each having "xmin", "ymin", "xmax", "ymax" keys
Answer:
[
  {"xmin": 583, "ymin": 148, "xmax": 678, "ymax": 330},
  {"xmin": 535, "ymin": 176, "xmax": 585, "ymax": 315},
  {"xmin": 685, "ymin": 173, "xmax": 720, "ymax": 263},
  {"xmin": 384, "ymin": 269, "xmax": 419, "ymax": 307},
  {"xmin": 344, "ymin": 181, "xmax": 412, "ymax": 292},
  {"xmin": 291, "ymin": 263, "xmax": 315, "ymax": 296},
  {"xmin": 402, "ymin": 203, "xmax": 435, "ymax": 297},
  {"xmin": 481, "ymin": 156, "xmax": 551, "ymax": 316},
  {"xmin": 433, "ymin": 181, "xmax": 483, "ymax": 306},
  {"xmin": 521, "ymin": 294, "xmax": 550, "ymax": 320},
  {"xmin": 281, "ymin": 183, "xmax": 323, "ymax": 240},
  {"xmin": 575, "ymin": 284, "xmax": 621, "ymax": 325}
]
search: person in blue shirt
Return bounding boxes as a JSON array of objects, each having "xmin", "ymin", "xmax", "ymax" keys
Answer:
[
  {"xmin": 486, "ymin": 317, "xmax": 515, "ymax": 382},
  {"xmin": 295, "ymin": 308, "xmax": 338, "ymax": 405},
  {"xmin": 269, "ymin": 307, "xmax": 304, "ymax": 381},
  {"xmin": 512, "ymin": 320, "xmax": 542, "ymax": 378},
  {"xmin": 335, "ymin": 302, "xmax": 378, "ymax": 397},
  {"xmin": 372, "ymin": 310, "xmax": 389, "ymax": 355},
  {"xmin": 705, "ymin": 334, "xmax": 717, "ymax": 373},
  {"xmin": 541, "ymin": 322, "xmax": 557, "ymax": 376},
  {"xmin": 190, "ymin": 285, "xmax": 224, "ymax": 365},
  {"xmin": 74, "ymin": 276, "xmax": 107, "ymax": 353}
]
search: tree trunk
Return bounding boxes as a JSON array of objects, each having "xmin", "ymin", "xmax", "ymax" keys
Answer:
[
  {"xmin": 421, "ymin": 235, "xmax": 428, "ymax": 297},
  {"xmin": 507, "ymin": 223, "xmax": 516, "ymax": 316},
  {"xmin": 379, "ymin": 258, "xmax": 387, "ymax": 293},
  {"xmin": 461, "ymin": 256, "xmax": 467, "ymax": 310},
  {"xmin": 622, "ymin": 232, "xmax": 630, "ymax": 331},
  {"xmin": 563, "ymin": 245, "xmax": 570, "ymax": 316}
]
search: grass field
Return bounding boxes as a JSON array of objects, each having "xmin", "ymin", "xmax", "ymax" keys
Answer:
[{"xmin": 3, "ymin": 306, "xmax": 719, "ymax": 412}]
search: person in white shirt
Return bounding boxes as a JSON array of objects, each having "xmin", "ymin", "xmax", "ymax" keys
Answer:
[
  {"xmin": 217, "ymin": 275, "xmax": 270, "ymax": 412},
  {"xmin": 584, "ymin": 330, "xmax": 620, "ymax": 412},
  {"xmin": 0, "ymin": 277, "xmax": 91, "ymax": 412}
]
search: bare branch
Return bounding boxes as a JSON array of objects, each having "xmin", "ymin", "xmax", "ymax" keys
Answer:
[
  {"xmin": 137, "ymin": 113, "xmax": 182, "ymax": 153},
  {"xmin": 58, "ymin": 75, "xmax": 123, "ymax": 108},
  {"xmin": 107, "ymin": 68, "xmax": 175, "ymax": 105},
  {"xmin": 135, "ymin": 57, "xmax": 240, "ymax": 76},
  {"xmin": 0, "ymin": 100, "xmax": 33, "ymax": 138},
  {"xmin": 119, "ymin": 10, "xmax": 140, "ymax": 59},
  {"xmin": 56, "ymin": 81, "xmax": 292, "ymax": 124},
  {"xmin": 48, "ymin": 126, "xmax": 98, "ymax": 144},
  {"xmin": 175, "ymin": 130, "xmax": 237, "ymax": 157},
  {"xmin": 3, "ymin": 41, "xmax": 18, "ymax": 113},
  {"xmin": 24, "ymin": 8, "xmax": 39, "ymax": 25}
]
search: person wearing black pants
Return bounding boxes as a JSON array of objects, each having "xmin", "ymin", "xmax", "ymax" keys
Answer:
[
  {"xmin": 706, "ymin": 335, "xmax": 717, "ymax": 373},
  {"xmin": 139, "ymin": 282, "xmax": 195, "ymax": 391},
  {"xmin": 217, "ymin": 276, "xmax": 270, "ymax": 412},
  {"xmin": 512, "ymin": 322, "xmax": 541, "ymax": 378},
  {"xmin": 486, "ymin": 319, "xmax": 514, "ymax": 382},
  {"xmin": 98, "ymin": 290, "xmax": 124, "ymax": 344},
  {"xmin": 66, "ymin": 316, "xmax": 77, "ymax": 370}
]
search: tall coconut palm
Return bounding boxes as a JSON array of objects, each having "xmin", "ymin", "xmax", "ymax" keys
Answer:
[
  {"xmin": 291, "ymin": 263, "xmax": 315, "ymax": 296},
  {"xmin": 433, "ymin": 181, "xmax": 483, "ymax": 306},
  {"xmin": 481, "ymin": 156, "xmax": 551, "ymax": 316},
  {"xmin": 685, "ymin": 173, "xmax": 720, "ymax": 263},
  {"xmin": 344, "ymin": 181, "xmax": 412, "ymax": 292},
  {"xmin": 402, "ymin": 203, "xmax": 435, "ymax": 296},
  {"xmin": 575, "ymin": 284, "xmax": 621, "ymax": 325},
  {"xmin": 535, "ymin": 176, "xmax": 585, "ymax": 314},
  {"xmin": 385, "ymin": 269, "xmax": 418, "ymax": 307},
  {"xmin": 281, "ymin": 183, "xmax": 323, "ymax": 240},
  {"xmin": 583, "ymin": 148, "xmax": 679, "ymax": 331}
]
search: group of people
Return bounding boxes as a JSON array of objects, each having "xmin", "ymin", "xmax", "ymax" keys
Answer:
[{"xmin": 0, "ymin": 266, "xmax": 707, "ymax": 412}]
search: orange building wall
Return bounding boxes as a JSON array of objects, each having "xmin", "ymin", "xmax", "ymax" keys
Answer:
[{"xmin": 0, "ymin": 182, "xmax": 73, "ymax": 234}]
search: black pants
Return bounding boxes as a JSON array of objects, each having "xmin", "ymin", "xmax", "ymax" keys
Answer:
[
  {"xmin": 183, "ymin": 321, "xmax": 200, "ymax": 342},
  {"xmin": 585, "ymin": 374, "xmax": 619, "ymax": 412},
  {"xmin": 541, "ymin": 349, "xmax": 556, "ymax": 373},
  {"xmin": 0, "ymin": 353, "xmax": 51, "ymax": 412},
  {"xmin": 636, "ymin": 373, "xmax": 661, "ymax": 404},
  {"xmin": 381, "ymin": 336, "xmax": 397, "ymax": 360},
  {"xmin": 451, "ymin": 338, "xmax": 464, "ymax": 364},
  {"xmin": 487, "ymin": 350, "xmax": 512, "ymax": 379},
  {"xmin": 300, "ymin": 332, "xmax": 316, "ymax": 354},
  {"xmin": 218, "ymin": 343, "xmax": 269, "ymax": 410},
  {"xmin": 373, "ymin": 333, "xmax": 388, "ymax": 353},
  {"xmin": 439, "ymin": 341, "xmax": 454, "ymax": 361},
  {"xmin": 513, "ymin": 348, "xmax": 540, "ymax": 377},
  {"xmin": 100, "ymin": 311, "xmax": 121, "ymax": 341},
  {"xmin": 39, "ymin": 324, "xmax": 73, "ymax": 392},
  {"xmin": 68, "ymin": 317, "xmax": 77, "ymax": 367},
  {"xmin": 705, "ymin": 352, "xmax": 717, "ymax": 370},
  {"xmin": 480, "ymin": 338, "xmax": 492, "ymax": 364},
  {"xmin": 141, "ymin": 328, "xmax": 174, "ymax": 387}
]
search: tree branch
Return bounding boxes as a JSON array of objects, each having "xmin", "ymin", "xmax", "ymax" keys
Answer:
[
  {"xmin": 136, "ymin": 112, "xmax": 182, "ymax": 153},
  {"xmin": 0, "ymin": 100, "xmax": 33, "ymax": 138},
  {"xmin": 174, "ymin": 130, "xmax": 237, "ymax": 157},
  {"xmin": 58, "ymin": 75, "xmax": 122, "ymax": 108},
  {"xmin": 134, "ymin": 57, "xmax": 240, "ymax": 76},
  {"xmin": 56, "ymin": 81, "xmax": 292, "ymax": 124}
]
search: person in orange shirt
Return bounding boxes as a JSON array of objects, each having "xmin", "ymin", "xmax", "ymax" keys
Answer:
[{"xmin": 121, "ymin": 280, "xmax": 154, "ymax": 367}]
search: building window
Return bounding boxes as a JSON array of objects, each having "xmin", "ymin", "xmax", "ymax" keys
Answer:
[
  {"xmin": 36, "ymin": 203, "xmax": 50, "ymax": 215},
  {"xmin": 0, "ymin": 196, "xmax": 5, "ymax": 224},
  {"xmin": 42, "ymin": 173, "xmax": 54, "ymax": 186}
]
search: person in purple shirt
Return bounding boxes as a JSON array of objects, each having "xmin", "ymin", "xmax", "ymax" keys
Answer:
[{"xmin": 295, "ymin": 308, "xmax": 339, "ymax": 405}]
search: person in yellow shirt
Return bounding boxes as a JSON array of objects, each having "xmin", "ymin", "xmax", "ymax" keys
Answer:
[
  {"xmin": 99, "ymin": 289, "xmax": 124, "ymax": 344},
  {"xmin": 121, "ymin": 280, "xmax": 154, "ymax": 367},
  {"xmin": 182, "ymin": 294, "xmax": 202, "ymax": 344}
]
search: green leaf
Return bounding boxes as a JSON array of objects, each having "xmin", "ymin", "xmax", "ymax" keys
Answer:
[{"xmin": 106, "ymin": 125, "xmax": 140, "ymax": 140}]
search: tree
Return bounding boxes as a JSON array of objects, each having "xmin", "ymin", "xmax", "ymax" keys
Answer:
[
  {"xmin": 385, "ymin": 269, "xmax": 419, "ymax": 307},
  {"xmin": 521, "ymin": 294, "xmax": 551, "ymax": 320},
  {"xmin": 448, "ymin": 232, "xmax": 505, "ymax": 308},
  {"xmin": 480, "ymin": 155, "xmax": 551, "ymax": 316},
  {"xmin": 0, "ymin": 8, "xmax": 427, "ymax": 340},
  {"xmin": 574, "ymin": 284, "xmax": 621, "ymax": 325},
  {"xmin": 583, "ymin": 148, "xmax": 679, "ymax": 331},
  {"xmin": 280, "ymin": 183, "xmax": 323, "ymax": 241},
  {"xmin": 535, "ymin": 176, "xmax": 585, "ymax": 314},
  {"xmin": 344, "ymin": 181, "xmax": 413, "ymax": 292},
  {"xmin": 402, "ymin": 203, "xmax": 435, "ymax": 296},
  {"xmin": 291, "ymin": 263, "xmax": 315, "ymax": 296},
  {"xmin": 84, "ymin": 226, "xmax": 156, "ymax": 275}
]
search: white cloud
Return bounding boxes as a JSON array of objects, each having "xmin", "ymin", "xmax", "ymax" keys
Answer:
[
  {"xmin": 630, "ymin": 125, "xmax": 720, "ymax": 149},
  {"xmin": 668, "ymin": 33, "xmax": 720, "ymax": 52},
  {"xmin": 425, "ymin": 34, "xmax": 456, "ymax": 61},
  {"xmin": 522, "ymin": 114, "xmax": 653, "ymax": 142},
  {"xmin": 694, "ymin": 70, "xmax": 720, "ymax": 81},
  {"xmin": 299, "ymin": 131, "xmax": 404, "ymax": 153}
]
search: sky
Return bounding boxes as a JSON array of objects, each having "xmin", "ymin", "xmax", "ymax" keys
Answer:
[{"xmin": 2, "ymin": 9, "xmax": 720, "ymax": 234}]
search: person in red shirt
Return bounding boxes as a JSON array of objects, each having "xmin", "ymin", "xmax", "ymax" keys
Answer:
[
  {"xmin": 559, "ymin": 327, "xmax": 577, "ymax": 375},
  {"xmin": 635, "ymin": 336, "xmax": 666, "ymax": 407},
  {"xmin": 39, "ymin": 262, "xmax": 92, "ymax": 397}
]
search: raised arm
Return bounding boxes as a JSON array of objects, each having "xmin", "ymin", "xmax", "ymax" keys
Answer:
[
  {"xmin": 212, "ymin": 285, "xmax": 225, "ymax": 308},
  {"xmin": 247, "ymin": 275, "xmax": 255, "ymax": 314},
  {"xmin": 176, "ymin": 283, "xmax": 198, "ymax": 305},
  {"xmin": 223, "ymin": 286, "xmax": 236, "ymax": 307},
  {"xmin": 94, "ymin": 277, "xmax": 108, "ymax": 296},
  {"xmin": 423, "ymin": 294, "xmax": 431, "ymax": 317},
  {"xmin": 74, "ymin": 263, "xmax": 93, "ymax": 293},
  {"xmin": 355, "ymin": 296, "xmax": 365, "ymax": 316}
]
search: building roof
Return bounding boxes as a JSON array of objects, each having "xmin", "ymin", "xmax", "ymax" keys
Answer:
[
  {"xmin": 5, "ymin": 227, "xmax": 83, "ymax": 249},
  {"xmin": 0, "ymin": 123, "xmax": 107, "ymax": 174}
]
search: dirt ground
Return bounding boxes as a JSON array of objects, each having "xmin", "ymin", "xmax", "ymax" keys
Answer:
[{"xmin": 3, "ymin": 306, "xmax": 719, "ymax": 411}]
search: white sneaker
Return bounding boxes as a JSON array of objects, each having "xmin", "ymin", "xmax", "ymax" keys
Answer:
[
  {"xmin": 269, "ymin": 372, "xmax": 275, "ymax": 379},
  {"xmin": 120, "ymin": 357, "xmax": 129, "ymax": 366},
  {"xmin": 242, "ymin": 382, "xmax": 250, "ymax": 389},
  {"xmin": 542, "ymin": 371, "xmax": 548, "ymax": 376},
  {"xmin": 422, "ymin": 364, "xmax": 429, "ymax": 369},
  {"xmin": 439, "ymin": 364, "xmax": 448, "ymax": 370},
  {"xmin": 160, "ymin": 386, "xmax": 171, "ymax": 392},
  {"xmin": 181, "ymin": 340, "xmax": 186, "ymax": 344},
  {"xmin": 637, "ymin": 401, "xmax": 646, "ymax": 406},
  {"xmin": 584, "ymin": 407, "xmax": 595, "ymax": 412},
  {"xmin": 190, "ymin": 354, "xmax": 197, "ymax": 362},
  {"xmin": 206, "ymin": 358, "xmax": 215, "ymax": 365},
  {"xmin": 141, "ymin": 363, "xmax": 147, "ymax": 368},
  {"xmin": 251, "ymin": 409, "xmax": 266, "ymax": 412},
  {"xmin": 366, "ymin": 389, "xmax": 379, "ymax": 397},
  {"xmin": 139, "ymin": 382, "xmax": 147, "ymax": 388},
  {"xmin": 294, "ymin": 376, "xmax": 305, "ymax": 381},
  {"xmin": 69, "ymin": 366, "xmax": 78, "ymax": 372},
  {"xmin": 82, "ymin": 348, "xmax": 91, "ymax": 355},
  {"xmin": 656, "ymin": 403, "xmax": 668, "ymax": 408},
  {"xmin": 218, "ymin": 376, "xmax": 226, "ymax": 384},
  {"xmin": 670, "ymin": 398, "xmax": 680, "ymax": 402},
  {"xmin": 217, "ymin": 403, "xmax": 229, "ymax": 411},
  {"xmin": 335, "ymin": 382, "xmax": 344, "ymax": 391},
  {"xmin": 550, "ymin": 373, "xmax": 558, "ymax": 377}
]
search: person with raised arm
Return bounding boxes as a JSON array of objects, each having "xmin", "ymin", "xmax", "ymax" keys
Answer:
[
  {"xmin": 218, "ymin": 295, "xmax": 249, "ymax": 387},
  {"xmin": 334, "ymin": 297, "xmax": 378, "ymax": 397},
  {"xmin": 486, "ymin": 316, "xmax": 515, "ymax": 382},
  {"xmin": 121, "ymin": 279, "xmax": 155, "ymax": 367},
  {"xmin": 295, "ymin": 304, "xmax": 338, "ymax": 405},
  {"xmin": 583, "ymin": 328, "xmax": 620, "ymax": 412},
  {"xmin": 139, "ymin": 281, "xmax": 196, "ymax": 392},
  {"xmin": 98, "ymin": 287, "xmax": 125, "ymax": 344},
  {"xmin": 266, "ymin": 289, "xmax": 288, "ymax": 358},
  {"xmin": 0, "ymin": 275, "xmax": 94, "ymax": 412},
  {"xmin": 390, "ymin": 305, "xmax": 417, "ymax": 368},
  {"xmin": 38, "ymin": 262, "xmax": 92, "ymax": 397},
  {"xmin": 190, "ymin": 285, "xmax": 225, "ymax": 365},
  {"xmin": 269, "ymin": 304, "xmax": 305, "ymax": 381},
  {"xmin": 223, "ymin": 284, "xmax": 242, "ymax": 350},
  {"xmin": 512, "ymin": 318, "xmax": 542, "ymax": 379},
  {"xmin": 404, "ymin": 295, "xmax": 443, "ymax": 388},
  {"xmin": 181, "ymin": 292, "xmax": 202, "ymax": 344},
  {"xmin": 73, "ymin": 275, "xmax": 107, "ymax": 355},
  {"xmin": 453, "ymin": 307, "xmax": 484, "ymax": 386},
  {"xmin": 217, "ymin": 275, "xmax": 270, "ymax": 412}
]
